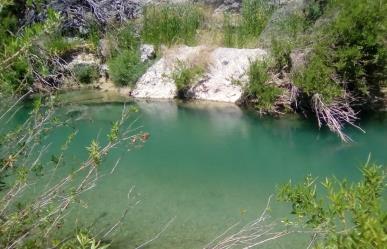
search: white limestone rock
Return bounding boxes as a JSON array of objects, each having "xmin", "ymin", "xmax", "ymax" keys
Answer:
[
  {"xmin": 187, "ymin": 47, "xmax": 267, "ymax": 102},
  {"xmin": 132, "ymin": 46, "xmax": 268, "ymax": 103},
  {"xmin": 140, "ymin": 44, "xmax": 156, "ymax": 62},
  {"xmin": 132, "ymin": 46, "xmax": 204, "ymax": 99}
]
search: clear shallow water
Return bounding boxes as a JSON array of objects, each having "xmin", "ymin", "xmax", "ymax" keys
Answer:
[{"xmin": 14, "ymin": 93, "xmax": 387, "ymax": 249}]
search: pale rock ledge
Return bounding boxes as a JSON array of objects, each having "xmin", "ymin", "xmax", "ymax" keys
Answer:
[{"xmin": 132, "ymin": 46, "xmax": 268, "ymax": 103}]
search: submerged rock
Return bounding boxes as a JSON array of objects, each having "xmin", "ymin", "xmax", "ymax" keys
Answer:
[{"xmin": 132, "ymin": 46, "xmax": 268, "ymax": 103}]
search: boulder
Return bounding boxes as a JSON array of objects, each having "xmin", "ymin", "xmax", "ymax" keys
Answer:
[
  {"xmin": 140, "ymin": 44, "xmax": 156, "ymax": 62},
  {"xmin": 132, "ymin": 46, "xmax": 268, "ymax": 102}
]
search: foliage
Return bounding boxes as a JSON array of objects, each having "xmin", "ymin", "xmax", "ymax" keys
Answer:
[
  {"xmin": 142, "ymin": 3, "xmax": 204, "ymax": 46},
  {"xmin": 0, "ymin": 7, "xmax": 60, "ymax": 94},
  {"xmin": 276, "ymin": 12, "xmax": 307, "ymax": 40},
  {"xmin": 104, "ymin": 23, "xmax": 148, "ymax": 87},
  {"xmin": 106, "ymin": 23, "xmax": 140, "ymax": 59},
  {"xmin": 73, "ymin": 64, "xmax": 99, "ymax": 84},
  {"xmin": 326, "ymin": 0, "xmax": 387, "ymax": 97},
  {"xmin": 240, "ymin": 0, "xmax": 273, "ymax": 37},
  {"xmin": 45, "ymin": 35, "xmax": 80, "ymax": 56},
  {"xmin": 222, "ymin": 0, "xmax": 274, "ymax": 48},
  {"xmin": 172, "ymin": 60, "xmax": 204, "ymax": 98},
  {"xmin": 277, "ymin": 162, "xmax": 387, "ymax": 249},
  {"xmin": 222, "ymin": 13, "xmax": 240, "ymax": 48},
  {"xmin": 245, "ymin": 61, "xmax": 282, "ymax": 112},
  {"xmin": 271, "ymin": 38, "xmax": 293, "ymax": 72},
  {"xmin": 303, "ymin": 0, "xmax": 328, "ymax": 23},
  {"xmin": 108, "ymin": 50, "xmax": 145, "ymax": 86},
  {"xmin": 293, "ymin": 51, "xmax": 342, "ymax": 103},
  {"xmin": 59, "ymin": 232, "xmax": 110, "ymax": 249},
  {"xmin": 0, "ymin": 97, "xmax": 142, "ymax": 248},
  {"xmin": 293, "ymin": 0, "xmax": 387, "ymax": 105}
]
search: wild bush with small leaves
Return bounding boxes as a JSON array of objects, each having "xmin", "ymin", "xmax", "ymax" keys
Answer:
[
  {"xmin": 278, "ymin": 162, "xmax": 387, "ymax": 249},
  {"xmin": 172, "ymin": 61, "xmax": 204, "ymax": 98},
  {"xmin": 245, "ymin": 61, "xmax": 282, "ymax": 112},
  {"xmin": 73, "ymin": 64, "xmax": 99, "ymax": 84}
]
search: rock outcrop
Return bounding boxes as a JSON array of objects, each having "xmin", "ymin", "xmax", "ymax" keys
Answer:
[{"xmin": 132, "ymin": 46, "xmax": 268, "ymax": 102}]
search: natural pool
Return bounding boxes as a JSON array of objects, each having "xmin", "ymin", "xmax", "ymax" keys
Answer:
[{"xmin": 13, "ymin": 91, "xmax": 387, "ymax": 249}]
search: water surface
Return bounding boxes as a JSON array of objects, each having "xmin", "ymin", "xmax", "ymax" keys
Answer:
[{"xmin": 18, "ymin": 92, "xmax": 387, "ymax": 248}]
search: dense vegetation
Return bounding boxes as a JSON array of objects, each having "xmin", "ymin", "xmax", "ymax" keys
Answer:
[
  {"xmin": 142, "ymin": 3, "xmax": 204, "ymax": 46},
  {"xmin": 0, "ymin": 0, "xmax": 386, "ymax": 247}
]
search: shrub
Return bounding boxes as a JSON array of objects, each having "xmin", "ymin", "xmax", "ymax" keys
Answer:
[
  {"xmin": 326, "ymin": 0, "xmax": 386, "ymax": 97},
  {"xmin": 172, "ymin": 60, "xmax": 204, "ymax": 98},
  {"xmin": 293, "ymin": 0, "xmax": 386, "ymax": 104},
  {"xmin": 108, "ymin": 50, "xmax": 146, "ymax": 86},
  {"xmin": 142, "ymin": 3, "xmax": 204, "ymax": 46},
  {"xmin": 276, "ymin": 12, "xmax": 307, "ymax": 40},
  {"xmin": 293, "ymin": 51, "xmax": 342, "ymax": 103},
  {"xmin": 271, "ymin": 38, "xmax": 293, "ymax": 72},
  {"xmin": 107, "ymin": 24, "xmax": 139, "ymax": 58},
  {"xmin": 73, "ymin": 64, "xmax": 99, "ymax": 84},
  {"xmin": 246, "ymin": 61, "xmax": 282, "ymax": 111},
  {"xmin": 278, "ymin": 163, "xmax": 386, "ymax": 249},
  {"xmin": 303, "ymin": 0, "xmax": 328, "ymax": 23}
]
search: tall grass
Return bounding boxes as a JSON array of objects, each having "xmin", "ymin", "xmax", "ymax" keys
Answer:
[
  {"xmin": 241, "ymin": 0, "xmax": 273, "ymax": 37},
  {"xmin": 223, "ymin": 0, "xmax": 274, "ymax": 47},
  {"xmin": 142, "ymin": 3, "xmax": 204, "ymax": 46}
]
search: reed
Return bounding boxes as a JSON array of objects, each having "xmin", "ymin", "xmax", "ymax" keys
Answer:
[{"xmin": 142, "ymin": 3, "xmax": 204, "ymax": 46}]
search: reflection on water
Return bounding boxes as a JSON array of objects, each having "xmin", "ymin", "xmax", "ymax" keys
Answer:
[{"xmin": 16, "ymin": 92, "xmax": 387, "ymax": 249}]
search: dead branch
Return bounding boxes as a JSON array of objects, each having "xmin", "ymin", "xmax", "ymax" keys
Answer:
[
  {"xmin": 311, "ymin": 93, "xmax": 365, "ymax": 143},
  {"xmin": 204, "ymin": 195, "xmax": 291, "ymax": 249}
]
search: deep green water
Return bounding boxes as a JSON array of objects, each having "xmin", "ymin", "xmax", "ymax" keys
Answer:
[{"xmin": 13, "ymin": 92, "xmax": 387, "ymax": 249}]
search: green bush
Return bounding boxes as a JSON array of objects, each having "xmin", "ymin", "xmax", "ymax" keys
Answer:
[
  {"xmin": 142, "ymin": 3, "xmax": 204, "ymax": 46},
  {"xmin": 276, "ymin": 12, "xmax": 307, "ymax": 40},
  {"xmin": 293, "ymin": 51, "xmax": 342, "ymax": 103},
  {"xmin": 303, "ymin": 0, "xmax": 328, "ymax": 23},
  {"xmin": 326, "ymin": 0, "xmax": 386, "ymax": 97},
  {"xmin": 108, "ymin": 50, "xmax": 146, "ymax": 86},
  {"xmin": 107, "ymin": 24, "xmax": 139, "ymax": 58},
  {"xmin": 271, "ymin": 38, "xmax": 293, "ymax": 72},
  {"xmin": 73, "ymin": 64, "xmax": 99, "ymax": 84},
  {"xmin": 246, "ymin": 61, "xmax": 282, "ymax": 111},
  {"xmin": 278, "ymin": 163, "xmax": 386, "ymax": 249},
  {"xmin": 172, "ymin": 61, "xmax": 204, "ymax": 98},
  {"xmin": 293, "ymin": 0, "xmax": 386, "ymax": 104}
]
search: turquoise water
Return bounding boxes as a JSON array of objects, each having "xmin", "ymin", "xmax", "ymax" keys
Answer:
[{"xmin": 15, "ymin": 93, "xmax": 387, "ymax": 248}]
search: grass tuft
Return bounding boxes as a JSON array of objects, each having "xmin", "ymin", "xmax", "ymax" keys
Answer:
[
  {"xmin": 223, "ymin": 0, "xmax": 274, "ymax": 48},
  {"xmin": 142, "ymin": 3, "xmax": 204, "ymax": 46},
  {"xmin": 172, "ymin": 60, "xmax": 205, "ymax": 98},
  {"xmin": 73, "ymin": 64, "xmax": 99, "ymax": 84}
]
